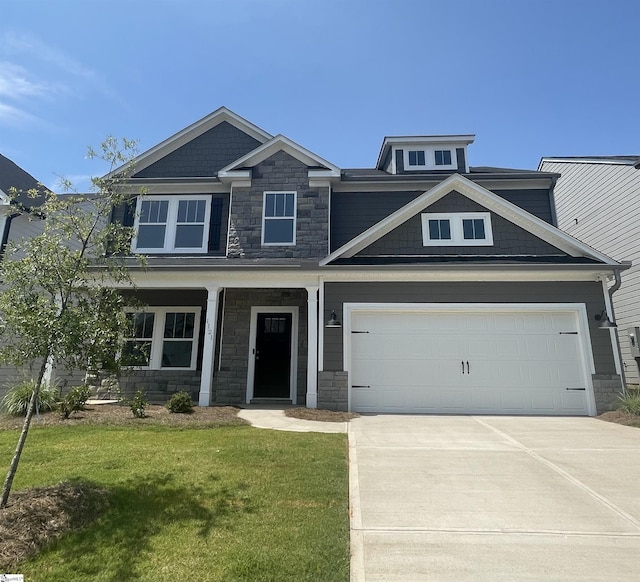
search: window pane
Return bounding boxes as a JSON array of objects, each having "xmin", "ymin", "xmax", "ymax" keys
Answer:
[
  {"xmin": 429, "ymin": 219, "xmax": 451, "ymax": 240},
  {"xmin": 157, "ymin": 200, "xmax": 168, "ymax": 222},
  {"xmin": 177, "ymin": 200, "xmax": 187, "ymax": 222},
  {"xmin": 175, "ymin": 224, "xmax": 204, "ymax": 248},
  {"xmin": 435, "ymin": 150, "xmax": 452, "ymax": 166},
  {"xmin": 428, "ymin": 219, "xmax": 441, "ymax": 240},
  {"xmin": 265, "ymin": 194, "xmax": 275, "ymax": 217},
  {"xmin": 123, "ymin": 340, "xmax": 151, "ymax": 367},
  {"xmin": 164, "ymin": 312, "xmax": 176, "ymax": 338},
  {"xmin": 140, "ymin": 200, "xmax": 152, "ymax": 222},
  {"xmin": 195, "ymin": 200, "xmax": 206, "ymax": 222},
  {"xmin": 275, "ymin": 193, "xmax": 284, "ymax": 216},
  {"xmin": 409, "ymin": 151, "xmax": 417, "ymax": 166},
  {"xmin": 417, "ymin": 151, "xmax": 425, "ymax": 165},
  {"xmin": 284, "ymin": 193, "xmax": 295, "ymax": 217},
  {"xmin": 162, "ymin": 341, "xmax": 192, "ymax": 367},
  {"xmin": 440, "ymin": 220, "xmax": 451, "ymax": 239},
  {"xmin": 183, "ymin": 313, "xmax": 195, "ymax": 338},
  {"xmin": 463, "ymin": 218, "xmax": 486, "ymax": 240},
  {"xmin": 463, "ymin": 219, "xmax": 474, "ymax": 239},
  {"xmin": 473, "ymin": 218, "xmax": 485, "ymax": 239},
  {"xmin": 264, "ymin": 219, "xmax": 294, "ymax": 243},
  {"xmin": 137, "ymin": 224, "xmax": 166, "ymax": 248}
]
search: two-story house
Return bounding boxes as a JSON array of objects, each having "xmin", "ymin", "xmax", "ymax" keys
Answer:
[
  {"xmin": 539, "ymin": 156, "xmax": 640, "ymax": 386},
  {"xmin": 101, "ymin": 107, "xmax": 625, "ymax": 416}
]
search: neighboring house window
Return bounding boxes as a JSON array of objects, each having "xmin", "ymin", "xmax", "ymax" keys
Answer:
[
  {"xmin": 262, "ymin": 191, "xmax": 296, "ymax": 245},
  {"xmin": 421, "ymin": 212, "xmax": 493, "ymax": 246},
  {"xmin": 434, "ymin": 149, "xmax": 453, "ymax": 166},
  {"xmin": 123, "ymin": 308, "xmax": 201, "ymax": 370},
  {"xmin": 132, "ymin": 195, "xmax": 211, "ymax": 253}
]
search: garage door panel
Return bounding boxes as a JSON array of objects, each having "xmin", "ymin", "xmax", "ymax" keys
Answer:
[{"xmin": 349, "ymin": 308, "xmax": 591, "ymax": 415}]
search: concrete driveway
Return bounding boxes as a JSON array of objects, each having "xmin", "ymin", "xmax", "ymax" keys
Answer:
[{"xmin": 349, "ymin": 415, "xmax": 640, "ymax": 581}]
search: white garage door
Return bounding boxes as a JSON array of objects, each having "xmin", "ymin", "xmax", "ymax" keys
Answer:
[{"xmin": 349, "ymin": 307, "xmax": 592, "ymax": 415}]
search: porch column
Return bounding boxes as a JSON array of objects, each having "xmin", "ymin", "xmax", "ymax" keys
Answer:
[
  {"xmin": 306, "ymin": 286, "xmax": 319, "ymax": 408},
  {"xmin": 199, "ymin": 286, "xmax": 220, "ymax": 407}
]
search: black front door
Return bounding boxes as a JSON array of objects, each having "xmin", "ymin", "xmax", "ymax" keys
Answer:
[{"xmin": 253, "ymin": 313, "xmax": 293, "ymax": 398}]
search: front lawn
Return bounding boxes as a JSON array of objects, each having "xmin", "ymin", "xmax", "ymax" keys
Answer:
[{"xmin": 0, "ymin": 421, "xmax": 349, "ymax": 581}]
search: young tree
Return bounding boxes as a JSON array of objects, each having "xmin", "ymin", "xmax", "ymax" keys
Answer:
[{"xmin": 0, "ymin": 138, "xmax": 144, "ymax": 508}]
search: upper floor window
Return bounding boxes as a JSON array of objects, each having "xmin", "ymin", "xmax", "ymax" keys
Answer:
[
  {"xmin": 421, "ymin": 212, "xmax": 493, "ymax": 246},
  {"xmin": 408, "ymin": 150, "xmax": 426, "ymax": 167},
  {"xmin": 123, "ymin": 308, "xmax": 200, "ymax": 370},
  {"xmin": 262, "ymin": 191, "xmax": 296, "ymax": 245},
  {"xmin": 434, "ymin": 149, "xmax": 452, "ymax": 166},
  {"xmin": 132, "ymin": 195, "xmax": 211, "ymax": 253}
]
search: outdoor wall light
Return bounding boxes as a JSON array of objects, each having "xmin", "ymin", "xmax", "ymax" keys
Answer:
[
  {"xmin": 325, "ymin": 310, "xmax": 342, "ymax": 328},
  {"xmin": 595, "ymin": 310, "xmax": 617, "ymax": 329}
]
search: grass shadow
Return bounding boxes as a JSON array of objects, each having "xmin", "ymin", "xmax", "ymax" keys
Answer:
[{"xmin": 31, "ymin": 472, "xmax": 255, "ymax": 580}]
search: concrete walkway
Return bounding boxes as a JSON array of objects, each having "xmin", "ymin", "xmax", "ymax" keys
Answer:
[
  {"xmin": 237, "ymin": 407, "xmax": 347, "ymax": 433},
  {"xmin": 349, "ymin": 414, "xmax": 640, "ymax": 581}
]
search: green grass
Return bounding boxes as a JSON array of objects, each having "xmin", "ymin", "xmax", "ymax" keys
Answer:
[{"xmin": 0, "ymin": 424, "xmax": 349, "ymax": 581}]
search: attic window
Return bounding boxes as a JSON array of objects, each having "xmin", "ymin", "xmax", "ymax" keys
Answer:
[
  {"xmin": 435, "ymin": 150, "xmax": 452, "ymax": 166},
  {"xmin": 421, "ymin": 212, "xmax": 493, "ymax": 246},
  {"xmin": 408, "ymin": 150, "xmax": 426, "ymax": 167}
]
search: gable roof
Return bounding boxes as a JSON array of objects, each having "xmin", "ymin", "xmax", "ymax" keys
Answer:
[
  {"xmin": 107, "ymin": 107, "xmax": 274, "ymax": 179},
  {"xmin": 321, "ymin": 173, "xmax": 621, "ymax": 266},
  {"xmin": 0, "ymin": 153, "xmax": 47, "ymax": 209},
  {"xmin": 539, "ymin": 156, "xmax": 640, "ymax": 169},
  {"xmin": 218, "ymin": 134, "xmax": 340, "ymax": 177}
]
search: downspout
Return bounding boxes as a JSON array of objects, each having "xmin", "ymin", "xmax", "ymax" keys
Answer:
[{"xmin": 607, "ymin": 269, "xmax": 627, "ymax": 394}]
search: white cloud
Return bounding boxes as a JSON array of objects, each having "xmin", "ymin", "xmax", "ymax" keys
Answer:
[
  {"xmin": 0, "ymin": 101, "xmax": 40, "ymax": 127},
  {"xmin": 0, "ymin": 62, "xmax": 51, "ymax": 98}
]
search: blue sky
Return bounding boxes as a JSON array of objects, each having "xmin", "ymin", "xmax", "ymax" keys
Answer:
[{"xmin": 1, "ymin": 0, "xmax": 638, "ymax": 191}]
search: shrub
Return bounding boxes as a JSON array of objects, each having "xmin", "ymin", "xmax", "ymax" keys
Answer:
[
  {"xmin": 618, "ymin": 391, "xmax": 640, "ymax": 415},
  {"xmin": 59, "ymin": 385, "xmax": 91, "ymax": 419},
  {"xmin": 166, "ymin": 391, "xmax": 194, "ymax": 414},
  {"xmin": 1, "ymin": 379, "xmax": 58, "ymax": 416},
  {"xmin": 128, "ymin": 390, "xmax": 148, "ymax": 418}
]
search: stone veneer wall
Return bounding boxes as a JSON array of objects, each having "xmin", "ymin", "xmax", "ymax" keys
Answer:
[
  {"xmin": 227, "ymin": 150, "xmax": 329, "ymax": 259},
  {"xmin": 213, "ymin": 288, "xmax": 308, "ymax": 405},
  {"xmin": 592, "ymin": 374, "xmax": 624, "ymax": 413},
  {"xmin": 118, "ymin": 370, "xmax": 201, "ymax": 404},
  {"xmin": 318, "ymin": 371, "xmax": 348, "ymax": 411}
]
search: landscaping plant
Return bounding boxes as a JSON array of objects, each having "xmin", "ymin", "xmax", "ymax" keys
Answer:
[
  {"xmin": 0, "ymin": 380, "xmax": 58, "ymax": 417},
  {"xmin": 618, "ymin": 390, "xmax": 640, "ymax": 415},
  {"xmin": 165, "ymin": 390, "xmax": 193, "ymax": 413},
  {"xmin": 58, "ymin": 385, "xmax": 91, "ymax": 419},
  {"xmin": 128, "ymin": 390, "xmax": 148, "ymax": 418}
]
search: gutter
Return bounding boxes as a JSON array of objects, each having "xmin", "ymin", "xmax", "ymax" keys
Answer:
[{"xmin": 607, "ymin": 269, "xmax": 627, "ymax": 393}]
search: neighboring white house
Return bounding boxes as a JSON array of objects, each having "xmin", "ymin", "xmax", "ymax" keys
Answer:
[{"xmin": 539, "ymin": 156, "xmax": 640, "ymax": 384}]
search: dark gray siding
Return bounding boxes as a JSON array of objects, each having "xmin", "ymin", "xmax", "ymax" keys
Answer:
[
  {"xmin": 456, "ymin": 148, "xmax": 466, "ymax": 172},
  {"xmin": 359, "ymin": 191, "xmax": 565, "ymax": 257},
  {"xmin": 228, "ymin": 151, "xmax": 329, "ymax": 259},
  {"xmin": 331, "ymin": 191, "xmax": 421, "ymax": 249},
  {"xmin": 323, "ymin": 281, "xmax": 614, "ymax": 374},
  {"xmin": 134, "ymin": 122, "xmax": 261, "ymax": 178},
  {"xmin": 491, "ymin": 189, "xmax": 554, "ymax": 224}
]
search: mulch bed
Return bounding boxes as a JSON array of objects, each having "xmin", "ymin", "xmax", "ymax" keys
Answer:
[
  {"xmin": 597, "ymin": 410, "xmax": 640, "ymax": 428},
  {"xmin": 284, "ymin": 407, "xmax": 359, "ymax": 422},
  {"xmin": 0, "ymin": 481, "xmax": 111, "ymax": 572},
  {"xmin": 0, "ymin": 403, "xmax": 248, "ymax": 430}
]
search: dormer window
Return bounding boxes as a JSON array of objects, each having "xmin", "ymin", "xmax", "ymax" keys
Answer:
[
  {"xmin": 434, "ymin": 149, "xmax": 452, "ymax": 166},
  {"xmin": 408, "ymin": 150, "xmax": 426, "ymax": 167}
]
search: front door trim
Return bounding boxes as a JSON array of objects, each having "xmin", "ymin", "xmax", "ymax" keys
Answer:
[{"xmin": 247, "ymin": 306, "xmax": 298, "ymax": 404}]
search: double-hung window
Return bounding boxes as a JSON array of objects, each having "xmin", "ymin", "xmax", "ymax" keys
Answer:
[
  {"xmin": 123, "ymin": 308, "xmax": 201, "ymax": 370},
  {"xmin": 421, "ymin": 212, "xmax": 493, "ymax": 246},
  {"xmin": 434, "ymin": 149, "xmax": 453, "ymax": 166},
  {"xmin": 262, "ymin": 191, "xmax": 296, "ymax": 245},
  {"xmin": 133, "ymin": 195, "xmax": 211, "ymax": 253}
]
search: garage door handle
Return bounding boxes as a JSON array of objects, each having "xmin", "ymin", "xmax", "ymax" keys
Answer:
[
  {"xmin": 566, "ymin": 387, "xmax": 586, "ymax": 391},
  {"xmin": 461, "ymin": 361, "xmax": 465, "ymax": 374},
  {"xmin": 467, "ymin": 361, "xmax": 470, "ymax": 374},
  {"xmin": 352, "ymin": 385, "xmax": 370, "ymax": 388}
]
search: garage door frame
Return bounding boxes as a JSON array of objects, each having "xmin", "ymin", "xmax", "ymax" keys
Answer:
[{"xmin": 344, "ymin": 302, "xmax": 596, "ymax": 415}]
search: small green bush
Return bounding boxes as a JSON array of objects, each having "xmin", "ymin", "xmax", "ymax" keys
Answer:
[
  {"xmin": 128, "ymin": 390, "xmax": 148, "ymax": 418},
  {"xmin": 166, "ymin": 391, "xmax": 194, "ymax": 414},
  {"xmin": 1, "ymin": 379, "xmax": 58, "ymax": 416},
  {"xmin": 59, "ymin": 385, "xmax": 91, "ymax": 419},
  {"xmin": 618, "ymin": 391, "xmax": 640, "ymax": 415}
]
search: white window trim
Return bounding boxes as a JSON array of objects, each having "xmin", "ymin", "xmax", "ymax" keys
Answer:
[
  {"xmin": 421, "ymin": 212, "xmax": 493, "ymax": 246},
  {"xmin": 132, "ymin": 195, "xmax": 212, "ymax": 254},
  {"xmin": 125, "ymin": 307, "xmax": 201, "ymax": 370},
  {"xmin": 403, "ymin": 147, "xmax": 457, "ymax": 171},
  {"xmin": 261, "ymin": 191, "xmax": 297, "ymax": 246}
]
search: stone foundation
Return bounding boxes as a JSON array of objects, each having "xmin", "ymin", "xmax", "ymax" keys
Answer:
[
  {"xmin": 318, "ymin": 370, "xmax": 348, "ymax": 411},
  {"xmin": 592, "ymin": 374, "xmax": 624, "ymax": 413},
  {"xmin": 118, "ymin": 370, "xmax": 201, "ymax": 404}
]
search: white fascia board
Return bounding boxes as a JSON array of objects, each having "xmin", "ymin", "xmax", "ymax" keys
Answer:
[
  {"xmin": 121, "ymin": 181, "xmax": 229, "ymax": 194},
  {"xmin": 219, "ymin": 135, "xmax": 340, "ymax": 174},
  {"xmin": 217, "ymin": 170, "xmax": 252, "ymax": 186},
  {"xmin": 105, "ymin": 107, "xmax": 273, "ymax": 179},
  {"xmin": 320, "ymin": 173, "xmax": 622, "ymax": 266}
]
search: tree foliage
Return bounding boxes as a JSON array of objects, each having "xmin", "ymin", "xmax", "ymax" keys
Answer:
[{"xmin": 0, "ymin": 137, "xmax": 144, "ymax": 508}]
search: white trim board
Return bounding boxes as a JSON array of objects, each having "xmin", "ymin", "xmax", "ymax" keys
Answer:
[{"xmin": 321, "ymin": 173, "xmax": 622, "ymax": 266}]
